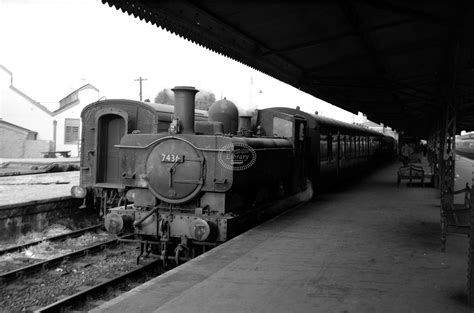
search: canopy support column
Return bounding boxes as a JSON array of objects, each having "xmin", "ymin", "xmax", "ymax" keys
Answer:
[
  {"xmin": 439, "ymin": 96, "xmax": 457, "ymax": 252},
  {"xmin": 468, "ymin": 174, "xmax": 474, "ymax": 308}
]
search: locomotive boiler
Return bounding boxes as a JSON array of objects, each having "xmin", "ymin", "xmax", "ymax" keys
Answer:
[{"xmin": 72, "ymin": 86, "xmax": 310, "ymax": 264}]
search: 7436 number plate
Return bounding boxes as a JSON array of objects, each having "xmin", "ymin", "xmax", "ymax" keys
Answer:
[{"xmin": 161, "ymin": 153, "xmax": 184, "ymax": 163}]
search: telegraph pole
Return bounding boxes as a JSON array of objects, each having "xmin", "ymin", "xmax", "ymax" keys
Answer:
[{"xmin": 134, "ymin": 76, "xmax": 147, "ymax": 101}]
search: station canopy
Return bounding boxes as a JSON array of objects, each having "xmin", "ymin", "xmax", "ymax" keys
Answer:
[{"xmin": 103, "ymin": 1, "xmax": 474, "ymax": 138}]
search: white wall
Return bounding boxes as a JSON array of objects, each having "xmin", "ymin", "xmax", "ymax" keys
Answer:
[
  {"xmin": 1, "ymin": 87, "xmax": 53, "ymax": 140},
  {"xmin": 54, "ymin": 88, "xmax": 99, "ymax": 156},
  {"xmin": 77, "ymin": 88, "xmax": 99, "ymax": 108}
]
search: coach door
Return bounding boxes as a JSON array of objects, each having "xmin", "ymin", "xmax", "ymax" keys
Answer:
[
  {"xmin": 294, "ymin": 117, "xmax": 307, "ymax": 188},
  {"xmin": 97, "ymin": 114, "xmax": 126, "ymax": 184}
]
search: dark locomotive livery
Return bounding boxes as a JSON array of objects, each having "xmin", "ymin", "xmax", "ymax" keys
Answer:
[{"xmin": 71, "ymin": 86, "xmax": 395, "ymax": 264}]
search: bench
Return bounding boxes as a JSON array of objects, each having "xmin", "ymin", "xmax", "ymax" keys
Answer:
[
  {"xmin": 441, "ymin": 183, "xmax": 472, "ymax": 238},
  {"xmin": 397, "ymin": 165, "xmax": 425, "ymax": 187},
  {"xmin": 440, "ymin": 183, "xmax": 474, "ymax": 306},
  {"xmin": 408, "ymin": 153, "xmax": 422, "ymax": 163},
  {"xmin": 41, "ymin": 151, "xmax": 71, "ymax": 158}
]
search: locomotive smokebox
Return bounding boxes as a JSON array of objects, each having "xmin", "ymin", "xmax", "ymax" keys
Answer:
[{"xmin": 172, "ymin": 86, "xmax": 199, "ymax": 133}]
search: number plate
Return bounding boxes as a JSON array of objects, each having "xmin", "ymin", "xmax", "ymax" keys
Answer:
[{"xmin": 161, "ymin": 153, "xmax": 184, "ymax": 163}]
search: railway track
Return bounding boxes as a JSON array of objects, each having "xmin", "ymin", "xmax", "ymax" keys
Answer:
[
  {"xmin": 0, "ymin": 161, "xmax": 79, "ymax": 177},
  {"xmin": 0, "ymin": 196, "xmax": 91, "ymax": 242},
  {"xmin": 35, "ymin": 258, "xmax": 162, "ymax": 312},
  {"xmin": 0, "ymin": 234, "xmax": 165, "ymax": 312},
  {"xmin": 0, "ymin": 234, "xmax": 130, "ymax": 284},
  {"xmin": 456, "ymin": 150, "xmax": 474, "ymax": 160},
  {"xmin": 0, "ymin": 234, "xmax": 164, "ymax": 312},
  {"xmin": 0, "ymin": 224, "xmax": 103, "ymax": 256}
]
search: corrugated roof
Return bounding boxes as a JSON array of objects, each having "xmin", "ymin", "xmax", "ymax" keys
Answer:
[{"xmin": 101, "ymin": 0, "xmax": 474, "ymax": 138}]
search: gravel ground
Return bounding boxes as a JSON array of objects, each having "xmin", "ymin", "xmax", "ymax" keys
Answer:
[
  {"xmin": 0, "ymin": 244, "xmax": 158, "ymax": 312},
  {"xmin": 0, "ymin": 231, "xmax": 114, "ymax": 274},
  {"xmin": 0, "ymin": 171, "xmax": 79, "ymax": 205},
  {"xmin": 0, "ymin": 224, "xmax": 71, "ymax": 251}
]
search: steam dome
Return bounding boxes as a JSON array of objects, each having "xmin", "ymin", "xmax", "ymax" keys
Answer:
[{"xmin": 208, "ymin": 98, "xmax": 239, "ymax": 134}]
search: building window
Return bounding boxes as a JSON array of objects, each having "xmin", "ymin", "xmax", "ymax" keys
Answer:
[{"xmin": 65, "ymin": 118, "xmax": 80, "ymax": 144}]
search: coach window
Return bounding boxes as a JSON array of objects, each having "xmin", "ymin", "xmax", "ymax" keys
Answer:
[
  {"xmin": 357, "ymin": 137, "xmax": 360, "ymax": 156},
  {"xmin": 346, "ymin": 136, "xmax": 351, "ymax": 158},
  {"xmin": 296, "ymin": 122, "xmax": 305, "ymax": 150},
  {"xmin": 320, "ymin": 135, "xmax": 328, "ymax": 161},
  {"xmin": 332, "ymin": 135, "xmax": 338, "ymax": 160},
  {"xmin": 340, "ymin": 136, "xmax": 345, "ymax": 157},
  {"xmin": 299, "ymin": 122, "xmax": 305, "ymax": 141},
  {"xmin": 327, "ymin": 135, "xmax": 333, "ymax": 160},
  {"xmin": 353, "ymin": 137, "xmax": 356, "ymax": 156},
  {"xmin": 350, "ymin": 137, "xmax": 354, "ymax": 157},
  {"xmin": 355, "ymin": 137, "xmax": 359, "ymax": 157}
]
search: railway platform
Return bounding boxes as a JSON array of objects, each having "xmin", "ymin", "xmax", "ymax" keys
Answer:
[
  {"xmin": 0, "ymin": 157, "xmax": 79, "ymax": 206},
  {"xmin": 0, "ymin": 171, "xmax": 79, "ymax": 205},
  {"xmin": 0, "ymin": 161, "xmax": 82, "ymax": 241},
  {"xmin": 93, "ymin": 157, "xmax": 473, "ymax": 313}
]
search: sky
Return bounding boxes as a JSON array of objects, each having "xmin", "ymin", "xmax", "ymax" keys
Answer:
[{"xmin": 0, "ymin": 0, "xmax": 360, "ymax": 123}]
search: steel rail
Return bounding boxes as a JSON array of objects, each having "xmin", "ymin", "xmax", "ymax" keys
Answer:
[
  {"xmin": 35, "ymin": 259, "xmax": 161, "ymax": 313},
  {"xmin": 0, "ymin": 224, "xmax": 104, "ymax": 256},
  {"xmin": 0, "ymin": 234, "xmax": 133, "ymax": 284}
]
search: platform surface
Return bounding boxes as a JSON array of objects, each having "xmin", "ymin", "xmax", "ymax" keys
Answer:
[
  {"xmin": 94, "ymin": 158, "xmax": 472, "ymax": 312},
  {"xmin": 0, "ymin": 171, "xmax": 79, "ymax": 205},
  {"xmin": 0, "ymin": 157, "xmax": 80, "ymax": 164}
]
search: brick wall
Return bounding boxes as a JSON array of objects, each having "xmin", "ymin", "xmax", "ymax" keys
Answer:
[
  {"xmin": 0, "ymin": 124, "xmax": 52, "ymax": 158},
  {"xmin": 0, "ymin": 125, "xmax": 25, "ymax": 157},
  {"xmin": 24, "ymin": 139, "xmax": 53, "ymax": 158}
]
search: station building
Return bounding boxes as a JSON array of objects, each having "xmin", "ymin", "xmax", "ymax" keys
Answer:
[{"xmin": 0, "ymin": 65, "xmax": 99, "ymax": 158}]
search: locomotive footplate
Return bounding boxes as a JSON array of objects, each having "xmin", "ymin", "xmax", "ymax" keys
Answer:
[
  {"xmin": 104, "ymin": 183, "xmax": 311, "ymax": 266},
  {"xmin": 105, "ymin": 186, "xmax": 310, "ymax": 245}
]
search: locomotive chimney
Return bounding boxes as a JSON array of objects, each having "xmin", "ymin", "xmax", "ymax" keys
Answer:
[{"xmin": 172, "ymin": 86, "xmax": 199, "ymax": 133}]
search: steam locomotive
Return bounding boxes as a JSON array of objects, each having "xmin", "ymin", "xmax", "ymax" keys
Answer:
[{"xmin": 71, "ymin": 86, "xmax": 395, "ymax": 264}]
